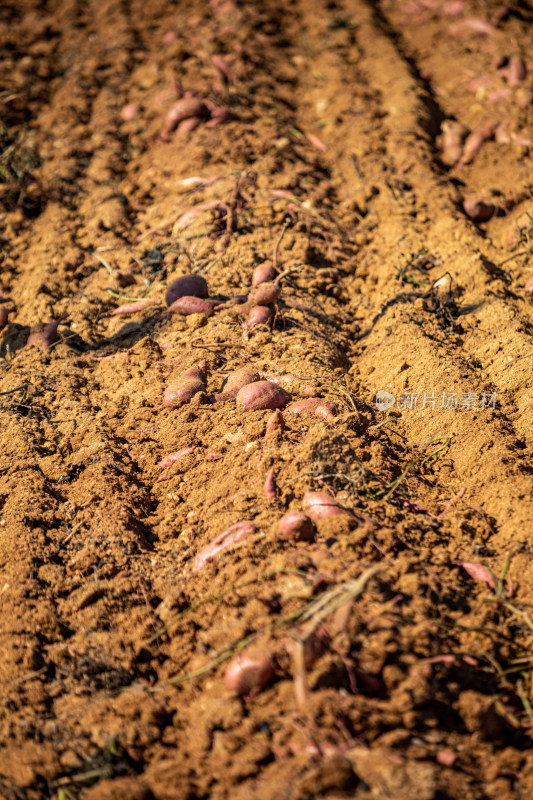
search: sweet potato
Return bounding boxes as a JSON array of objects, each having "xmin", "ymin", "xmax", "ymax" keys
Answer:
[
  {"xmin": 164, "ymin": 382, "xmax": 205, "ymax": 407},
  {"xmin": 120, "ymin": 103, "xmax": 139, "ymax": 122},
  {"xmin": 450, "ymin": 17, "xmax": 495, "ymax": 37},
  {"xmin": 107, "ymin": 299, "xmax": 156, "ymax": 316},
  {"xmin": 160, "ymin": 97, "xmax": 205, "ymax": 139},
  {"xmin": 506, "ymin": 55, "xmax": 527, "ymax": 85},
  {"xmin": 303, "ymin": 490, "xmax": 345, "ymax": 521},
  {"xmin": 306, "ymin": 132, "xmax": 326, "ymax": 151},
  {"xmin": 245, "ymin": 306, "xmax": 273, "ymax": 330},
  {"xmin": 224, "ymin": 646, "xmax": 274, "ymax": 697},
  {"xmin": 457, "ymin": 122, "xmax": 498, "ymax": 167},
  {"xmin": 164, "ymin": 362, "xmax": 207, "ymax": 408},
  {"xmin": 278, "ymin": 511, "xmax": 315, "ymax": 542},
  {"xmin": 264, "ymin": 467, "xmax": 277, "ymax": 501},
  {"xmin": 158, "ymin": 447, "xmax": 195, "ymax": 469},
  {"xmin": 193, "ymin": 520, "xmax": 257, "ymax": 571},
  {"xmin": 463, "ymin": 197, "xmax": 495, "ymax": 222},
  {"xmin": 223, "ymin": 368, "xmax": 258, "ymax": 394},
  {"xmin": 175, "ymin": 201, "xmax": 227, "ymax": 230},
  {"xmin": 285, "ymin": 398, "xmax": 339, "ymax": 420},
  {"xmin": 166, "ymin": 274, "xmax": 209, "ymax": 306},
  {"xmin": 436, "ymin": 751, "xmax": 457, "ymax": 767},
  {"xmin": 252, "ymin": 262, "xmax": 278, "ymax": 286},
  {"xmin": 212, "ymin": 54, "xmax": 235, "ymax": 84},
  {"xmin": 212, "ymin": 368, "xmax": 258, "ymax": 402},
  {"xmin": 265, "ymin": 410, "xmax": 285, "ymax": 436},
  {"xmin": 246, "ymin": 282, "xmax": 281, "ymax": 307},
  {"xmin": 166, "ymin": 296, "xmax": 217, "ymax": 316},
  {"xmin": 0, "ymin": 306, "xmax": 9, "ymax": 331},
  {"xmin": 455, "ymin": 560, "xmax": 497, "ymax": 590},
  {"xmin": 258, "ymin": 373, "xmax": 317, "ymax": 397},
  {"xmin": 236, "ymin": 380, "xmax": 290, "ymax": 411},
  {"xmin": 440, "ymin": 120, "xmax": 469, "ymax": 166},
  {"xmin": 27, "ymin": 317, "xmax": 66, "ymax": 350},
  {"xmin": 176, "ymin": 116, "xmax": 201, "ymax": 134},
  {"xmin": 205, "ymin": 103, "xmax": 237, "ymax": 126}
]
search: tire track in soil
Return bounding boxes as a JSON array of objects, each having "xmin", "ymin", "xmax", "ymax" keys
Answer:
[{"xmin": 0, "ymin": 0, "xmax": 532, "ymax": 798}]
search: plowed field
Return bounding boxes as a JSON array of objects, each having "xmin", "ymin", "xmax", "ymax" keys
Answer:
[{"xmin": 1, "ymin": 0, "xmax": 532, "ymax": 797}]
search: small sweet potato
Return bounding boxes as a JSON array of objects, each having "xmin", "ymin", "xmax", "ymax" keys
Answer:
[
  {"xmin": 181, "ymin": 363, "xmax": 207, "ymax": 381},
  {"xmin": 245, "ymin": 306, "xmax": 273, "ymax": 330},
  {"xmin": 285, "ymin": 398, "xmax": 339, "ymax": 420},
  {"xmin": 264, "ymin": 467, "xmax": 277, "ymax": 501},
  {"xmin": 252, "ymin": 262, "xmax": 278, "ymax": 286},
  {"xmin": 27, "ymin": 317, "xmax": 66, "ymax": 350},
  {"xmin": 450, "ymin": 17, "xmax": 495, "ymax": 37},
  {"xmin": 176, "ymin": 116, "xmax": 201, "ymax": 134},
  {"xmin": 458, "ymin": 122, "xmax": 498, "ymax": 167},
  {"xmin": 175, "ymin": 201, "xmax": 227, "ymax": 230},
  {"xmin": 440, "ymin": 120, "xmax": 469, "ymax": 166},
  {"xmin": 120, "ymin": 103, "xmax": 139, "ymax": 122},
  {"xmin": 463, "ymin": 197, "xmax": 495, "ymax": 222},
  {"xmin": 167, "ymin": 296, "xmax": 217, "ymax": 316},
  {"xmin": 278, "ymin": 511, "xmax": 315, "ymax": 542},
  {"xmin": 506, "ymin": 55, "xmax": 527, "ymax": 85},
  {"xmin": 265, "ymin": 409, "xmax": 285, "ymax": 436},
  {"xmin": 212, "ymin": 54, "xmax": 235, "ymax": 84},
  {"xmin": 224, "ymin": 646, "xmax": 274, "ymax": 697},
  {"xmin": 455, "ymin": 560, "xmax": 497, "ymax": 590},
  {"xmin": 107, "ymin": 299, "xmax": 156, "ymax": 316},
  {"xmin": 158, "ymin": 447, "xmax": 195, "ymax": 469},
  {"xmin": 205, "ymin": 103, "xmax": 237, "ymax": 126},
  {"xmin": 160, "ymin": 97, "xmax": 205, "ymax": 139},
  {"xmin": 193, "ymin": 520, "xmax": 257, "ymax": 571}
]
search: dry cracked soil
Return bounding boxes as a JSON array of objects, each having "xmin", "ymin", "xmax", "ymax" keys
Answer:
[{"xmin": 1, "ymin": 0, "xmax": 533, "ymax": 798}]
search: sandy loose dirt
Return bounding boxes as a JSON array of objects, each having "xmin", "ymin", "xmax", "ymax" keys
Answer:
[{"xmin": 1, "ymin": 0, "xmax": 533, "ymax": 798}]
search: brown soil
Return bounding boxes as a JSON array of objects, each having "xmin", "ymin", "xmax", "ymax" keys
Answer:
[{"xmin": 1, "ymin": 0, "xmax": 532, "ymax": 797}]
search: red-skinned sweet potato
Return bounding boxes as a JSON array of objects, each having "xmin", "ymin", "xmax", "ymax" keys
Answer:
[
  {"xmin": 224, "ymin": 646, "xmax": 274, "ymax": 697},
  {"xmin": 236, "ymin": 380, "xmax": 290, "ymax": 411},
  {"xmin": 164, "ymin": 362, "xmax": 207, "ymax": 408},
  {"xmin": 278, "ymin": 511, "xmax": 315, "ymax": 542},
  {"xmin": 193, "ymin": 520, "xmax": 257, "ymax": 571},
  {"xmin": 252, "ymin": 263, "xmax": 278, "ymax": 286},
  {"xmin": 285, "ymin": 398, "xmax": 339, "ymax": 419},
  {"xmin": 245, "ymin": 306, "xmax": 273, "ymax": 330},
  {"xmin": 303, "ymin": 490, "xmax": 346, "ymax": 521},
  {"xmin": 246, "ymin": 282, "xmax": 281, "ymax": 307},
  {"xmin": 167, "ymin": 296, "xmax": 217, "ymax": 316},
  {"xmin": 166, "ymin": 274, "xmax": 209, "ymax": 306}
]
